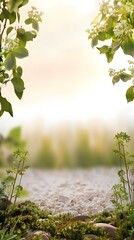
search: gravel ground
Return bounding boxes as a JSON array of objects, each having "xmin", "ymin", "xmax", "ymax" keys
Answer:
[{"xmin": 21, "ymin": 167, "xmax": 120, "ymax": 215}]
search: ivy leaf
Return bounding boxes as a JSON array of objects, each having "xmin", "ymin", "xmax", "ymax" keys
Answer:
[
  {"xmin": 122, "ymin": 35, "xmax": 134, "ymax": 57},
  {"xmin": 0, "ymin": 96, "xmax": 13, "ymax": 117},
  {"xmin": 11, "ymin": 77, "xmax": 25, "ymax": 99},
  {"xmin": 4, "ymin": 52, "xmax": 16, "ymax": 70},
  {"xmin": 14, "ymin": 47, "xmax": 29, "ymax": 59},
  {"xmin": 126, "ymin": 86, "xmax": 134, "ymax": 102}
]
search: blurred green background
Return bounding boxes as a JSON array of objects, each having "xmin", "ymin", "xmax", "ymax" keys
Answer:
[{"xmin": 0, "ymin": 125, "xmax": 133, "ymax": 169}]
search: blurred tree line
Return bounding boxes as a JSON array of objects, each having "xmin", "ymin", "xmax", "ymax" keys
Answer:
[{"xmin": 0, "ymin": 125, "xmax": 127, "ymax": 169}]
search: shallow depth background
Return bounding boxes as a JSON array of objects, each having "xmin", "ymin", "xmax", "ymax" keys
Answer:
[{"xmin": 0, "ymin": 0, "xmax": 134, "ymax": 169}]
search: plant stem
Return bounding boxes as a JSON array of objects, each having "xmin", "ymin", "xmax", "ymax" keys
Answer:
[
  {"xmin": 13, "ymin": 159, "xmax": 24, "ymax": 205},
  {"xmin": 122, "ymin": 145, "xmax": 132, "ymax": 204},
  {"xmin": 9, "ymin": 160, "xmax": 21, "ymax": 203},
  {"xmin": 118, "ymin": 142, "xmax": 123, "ymax": 170}
]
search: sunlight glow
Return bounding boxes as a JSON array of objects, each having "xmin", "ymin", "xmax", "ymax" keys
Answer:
[
  {"xmin": 32, "ymin": 0, "xmax": 98, "ymax": 14},
  {"xmin": 63, "ymin": 0, "xmax": 97, "ymax": 14}
]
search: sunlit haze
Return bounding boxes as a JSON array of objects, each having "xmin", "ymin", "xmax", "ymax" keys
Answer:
[{"xmin": 0, "ymin": 0, "xmax": 134, "ymax": 136}]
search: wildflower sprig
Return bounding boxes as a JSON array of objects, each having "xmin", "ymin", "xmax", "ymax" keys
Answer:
[
  {"xmin": 87, "ymin": 0, "xmax": 134, "ymax": 102},
  {"xmin": 112, "ymin": 132, "xmax": 134, "ymax": 212}
]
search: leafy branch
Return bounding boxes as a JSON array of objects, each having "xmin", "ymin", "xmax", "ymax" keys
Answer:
[
  {"xmin": 87, "ymin": 0, "xmax": 134, "ymax": 102},
  {"xmin": 0, "ymin": 0, "xmax": 43, "ymax": 116}
]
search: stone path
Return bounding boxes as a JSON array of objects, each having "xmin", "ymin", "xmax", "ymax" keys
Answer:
[{"xmin": 21, "ymin": 167, "xmax": 119, "ymax": 215}]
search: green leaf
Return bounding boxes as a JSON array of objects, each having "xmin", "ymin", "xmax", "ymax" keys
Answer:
[
  {"xmin": 18, "ymin": 28, "xmax": 25, "ymax": 34},
  {"xmin": 0, "ymin": 76, "xmax": 4, "ymax": 83},
  {"xmin": 97, "ymin": 45, "xmax": 109, "ymax": 54},
  {"xmin": 11, "ymin": 77, "xmax": 25, "ymax": 99},
  {"xmin": 126, "ymin": 86, "xmax": 134, "ymax": 102},
  {"xmin": 19, "ymin": 188, "xmax": 29, "ymax": 197},
  {"xmin": 6, "ymin": 26, "xmax": 14, "ymax": 36},
  {"xmin": 9, "ymin": 12, "xmax": 16, "ymax": 24},
  {"xmin": 111, "ymin": 40, "xmax": 121, "ymax": 51},
  {"xmin": 106, "ymin": 52, "xmax": 114, "ymax": 63},
  {"xmin": 17, "ymin": 66, "xmax": 23, "ymax": 77},
  {"xmin": 14, "ymin": 47, "xmax": 29, "ymax": 59},
  {"xmin": 91, "ymin": 37, "xmax": 98, "ymax": 48},
  {"xmin": 17, "ymin": 29, "xmax": 27, "ymax": 47},
  {"xmin": 0, "ymin": 96, "xmax": 13, "ymax": 117},
  {"xmin": 25, "ymin": 18, "xmax": 32, "ymax": 25},
  {"xmin": 98, "ymin": 32, "xmax": 107, "ymax": 41},
  {"xmin": 2, "ymin": 176, "xmax": 15, "ymax": 185},
  {"xmin": 1, "ymin": 9, "xmax": 16, "ymax": 24},
  {"xmin": 4, "ymin": 52, "xmax": 16, "ymax": 70},
  {"xmin": 8, "ymin": 0, "xmax": 23, "ymax": 13},
  {"xmin": 19, "ymin": 0, "xmax": 29, "ymax": 7},
  {"xmin": 32, "ymin": 19, "xmax": 39, "ymax": 31},
  {"xmin": 130, "ymin": 11, "xmax": 134, "ymax": 24},
  {"xmin": 122, "ymin": 35, "xmax": 134, "ymax": 57},
  {"xmin": 112, "ymin": 75, "xmax": 120, "ymax": 85},
  {"xmin": 15, "ymin": 185, "xmax": 23, "ymax": 197},
  {"xmin": 1, "ymin": 8, "xmax": 10, "ymax": 20},
  {"xmin": 120, "ymin": 72, "xmax": 132, "ymax": 82},
  {"xmin": 25, "ymin": 31, "xmax": 37, "ymax": 41}
]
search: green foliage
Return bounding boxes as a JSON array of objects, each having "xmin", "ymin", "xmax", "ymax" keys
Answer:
[
  {"xmin": 0, "ymin": 0, "xmax": 42, "ymax": 116},
  {"xmin": 0, "ymin": 197, "xmax": 134, "ymax": 239},
  {"xmin": 0, "ymin": 126, "xmax": 27, "ymax": 166},
  {"xmin": 0, "ymin": 148, "xmax": 30, "ymax": 238},
  {"xmin": 111, "ymin": 132, "xmax": 134, "ymax": 239},
  {"xmin": 0, "ymin": 228, "xmax": 17, "ymax": 240},
  {"xmin": 0, "ymin": 148, "xmax": 29, "ymax": 211},
  {"xmin": 112, "ymin": 132, "xmax": 134, "ymax": 208},
  {"xmin": 87, "ymin": 0, "xmax": 134, "ymax": 102},
  {"xmin": 0, "ymin": 201, "xmax": 110, "ymax": 239}
]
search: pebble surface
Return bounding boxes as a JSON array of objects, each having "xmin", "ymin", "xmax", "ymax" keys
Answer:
[{"xmin": 21, "ymin": 167, "xmax": 119, "ymax": 215}]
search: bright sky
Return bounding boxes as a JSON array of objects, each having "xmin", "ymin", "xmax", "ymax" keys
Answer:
[{"xmin": 0, "ymin": 0, "xmax": 134, "ymax": 135}]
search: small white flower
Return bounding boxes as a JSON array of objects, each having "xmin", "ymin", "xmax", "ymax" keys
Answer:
[
  {"xmin": 109, "ymin": 68, "xmax": 116, "ymax": 77},
  {"xmin": 113, "ymin": 20, "xmax": 132, "ymax": 38},
  {"xmin": 3, "ymin": 38, "xmax": 19, "ymax": 53}
]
